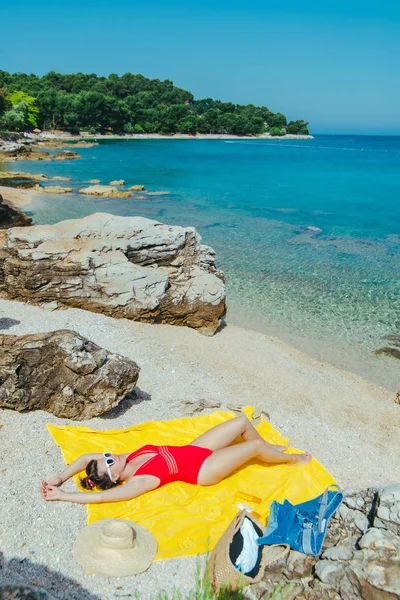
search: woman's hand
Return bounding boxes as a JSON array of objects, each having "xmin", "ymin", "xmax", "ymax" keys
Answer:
[
  {"xmin": 44, "ymin": 475, "xmax": 63, "ymax": 487},
  {"xmin": 41, "ymin": 481, "xmax": 65, "ymax": 502}
]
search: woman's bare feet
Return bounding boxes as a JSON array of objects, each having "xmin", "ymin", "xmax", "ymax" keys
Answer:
[{"xmin": 287, "ymin": 452, "xmax": 312, "ymax": 465}]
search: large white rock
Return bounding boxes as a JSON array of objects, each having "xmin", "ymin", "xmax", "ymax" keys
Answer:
[{"xmin": 0, "ymin": 213, "xmax": 226, "ymax": 334}]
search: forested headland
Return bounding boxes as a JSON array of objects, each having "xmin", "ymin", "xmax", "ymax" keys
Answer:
[{"xmin": 0, "ymin": 70, "xmax": 310, "ymax": 137}]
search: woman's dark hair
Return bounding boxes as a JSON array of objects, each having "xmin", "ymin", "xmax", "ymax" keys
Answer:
[{"xmin": 80, "ymin": 459, "xmax": 122, "ymax": 491}]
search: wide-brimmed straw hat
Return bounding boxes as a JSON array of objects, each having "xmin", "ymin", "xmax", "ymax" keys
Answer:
[{"xmin": 72, "ymin": 518, "xmax": 158, "ymax": 577}]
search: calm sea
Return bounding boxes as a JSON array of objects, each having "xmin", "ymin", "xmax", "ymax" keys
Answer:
[{"xmin": 14, "ymin": 136, "xmax": 400, "ymax": 389}]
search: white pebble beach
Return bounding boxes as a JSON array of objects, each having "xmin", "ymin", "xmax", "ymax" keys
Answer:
[{"xmin": 1, "ymin": 297, "xmax": 399, "ymax": 599}]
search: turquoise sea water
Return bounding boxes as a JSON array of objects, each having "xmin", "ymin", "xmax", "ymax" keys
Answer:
[{"xmin": 10, "ymin": 136, "xmax": 400, "ymax": 389}]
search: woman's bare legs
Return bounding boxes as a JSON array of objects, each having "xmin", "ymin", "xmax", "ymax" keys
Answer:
[
  {"xmin": 198, "ymin": 439, "xmax": 312, "ymax": 485},
  {"xmin": 189, "ymin": 415, "xmax": 287, "ymax": 452}
]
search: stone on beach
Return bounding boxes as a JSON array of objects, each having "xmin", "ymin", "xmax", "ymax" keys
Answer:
[
  {"xmin": 53, "ymin": 150, "xmax": 81, "ymax": 160},
  {"xmin": 89, "ymin": 178, "xmax": 101, "ymax": 183},
  {"xmin": 78, "ymin": 184, "xmax": 133, "ymax": 198},
  {"xmin": 0, "ymin": 329, "xmax": 140, "ymax": 419},
  {"xmin": 109, "ymin": 179, "xmax": 125, "ymax": 186},
  {"xmin": 128, "ymin": 184, "xmax": 146, "ymax": 191},
  {"xmin": 0, "ymin": 212, "xmax": 226, "ymax": 334},
  {"xmin": 0, "ymin": 194, "xmax": 32, "ymax": 229},
  {"xmin": 42, "ymin": 186, "xmax": 73, "ymax": 194}
]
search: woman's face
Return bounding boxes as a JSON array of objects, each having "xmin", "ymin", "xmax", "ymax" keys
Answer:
[{"xmin": 97, "ymin": 453, "xmax": 126, "ymax": 482}]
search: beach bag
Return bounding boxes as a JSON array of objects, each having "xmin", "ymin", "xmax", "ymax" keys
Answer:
[
  {"xmin": 257, "ymin": 484, "xmax": 343, "ymax": 556},
  {"xmin": 208, "ymin": 509, "xmax": 289, "ymax": 593}
]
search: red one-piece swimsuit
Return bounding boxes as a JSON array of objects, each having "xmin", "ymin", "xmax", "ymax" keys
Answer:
[{"xmin": 126, "ymin": 444, "xmax": 213, "ymax": 488}]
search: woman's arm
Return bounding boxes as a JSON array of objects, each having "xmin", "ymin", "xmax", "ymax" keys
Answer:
[
  {"xmin": 45, "ymin": 453, "xmax": 103, "ymax": 486},
  {"xmin": 41, "ymin": 477, "xmax": 156, "ymax": 504}
]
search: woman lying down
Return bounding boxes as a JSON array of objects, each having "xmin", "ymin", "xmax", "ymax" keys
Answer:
[{"xmin": 41, "ymin": 415, "xmax": 311, "ymax": 504}]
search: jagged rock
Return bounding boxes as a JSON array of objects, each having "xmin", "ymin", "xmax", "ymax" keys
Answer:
[
  {"xmin": 0, "ymin": 329, "xmax": 140, "ymax": 419},
  {"xmin": 359, "ymin": 528, "xmax": 400, "ymax": 552},
  {"xmin": 0, "ymin": 213, "xmax": 226, "ymax": 334},
  {"xmin": 79, "ymin": 185, "xmax": 132, "ymax": 198},
  {"xmin": 110, "ymin": 179, "xmax": 125, "ymax": 186},
  {"xmin": 0, "ymin": 585, "xmax": 56, "ymax": 599},
  {"xmin": 0, "ymin": 194, "xmax": 32, "ymax": 229},
  {"xmin": 53, "ymin": 150, "xmax": 81, "ymax": 160},
  {"xmin": 128, "ymin": 184, "xmax": 145, "ymax": 191},
  {"xmin": 284, "ymin": 550, "xmax": 318, "ymax": 579},
  {"xmin": 0, "ymin": 171, "xmax": 49, "ymax": 181},
  {"xmin": 42, "ymin": 186, "xmax": 73, "ymax": 194},
  {"xmin": 374, "ymin": 484, "xmax": 400, "ymax": 535}
]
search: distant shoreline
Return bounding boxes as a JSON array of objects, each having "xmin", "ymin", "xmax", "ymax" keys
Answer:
[{"xmin": 60, "ymin": 132, "xmax": 314, "ymax": 141}]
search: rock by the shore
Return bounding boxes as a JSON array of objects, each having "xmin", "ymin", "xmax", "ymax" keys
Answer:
[
  {"xmin": 51, "ymin": 175, "xmax": 72, "ymax": 181},
  {"xmin": 42, "ymin": 186, "xmax": 73, "ymax": 194},
  {"xmin": 89, "ymin": 178, "xmax": 101, "ymax": 184},
  {"xmin": 0, "ymin": 329, "xmax": 140, "ymax": 419},
  {"xmin": 0, "ymin": 194, "xmax": 32, "ymax": 229},
  {"xmin": 110, "ymin": 179, "xmax": 125, "ymax": 186},
  {"xmin": 78, "ymin": 185, "xmax": 133, "ymax": 198},
  {"xmin": 243, "ymin": 485, "xmax": 400, "ymax": 600},
  {"xmin": 53, "ymin": 150, "xmax": 81, "ymax": 160},
  {"xmin": 0, "ymin": 212, "xmax": 226, "ymax": 334},
  {"xmin": 128, "ymin": 184, "xmax": 145, "ymax": 191},
  {"xmin": 0, "ymin": 148, "xmax": 52, "ymax": 162},
  {"xmin": 0, "ymin": 171, "xmax": 49, "ymax": 182},
  {"xmin": 374, "ymin": 335, "xmax": 400, "ymax": 361}
]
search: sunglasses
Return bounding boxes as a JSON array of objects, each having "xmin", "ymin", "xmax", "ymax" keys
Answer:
[{"xmin": 103, "ymin": 452, "xmax": 115, "ymax": 481}]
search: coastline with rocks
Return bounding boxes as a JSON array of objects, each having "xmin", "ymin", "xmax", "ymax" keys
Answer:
[{"xmin": 0, "ymin": 138, "xmax": 399, "ymax": 600}]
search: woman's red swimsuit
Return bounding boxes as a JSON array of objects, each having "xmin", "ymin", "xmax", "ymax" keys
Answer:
[{"xmin": 126, "ymin": 444, "xmax": 213, "ymax": 488}]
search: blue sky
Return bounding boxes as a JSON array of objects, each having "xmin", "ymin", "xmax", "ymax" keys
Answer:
[{"xmin": 0, "ymin": 0, "xmax": 398, "ymax": 134}]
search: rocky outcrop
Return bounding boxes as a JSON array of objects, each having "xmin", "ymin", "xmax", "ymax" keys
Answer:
[
  {"xmin": 0, "ymin": 194, "xmax": 32, "ymax": 229},
  {"xmin": 128, "ymin": 184, "xmax": 145, "ymax": 191},
  {"xmin": 375, "ymin": 335, "xmax": 400, "ymax": 361},
  {"xmin": 89, "ymin": 179, "xmax": 100, "ymax": 184},
  {"xmin": 0, "ymin": 330, "xmax": 140, "ymax": 419},
  {"xmin": 42, "ymin": 186, "xmax": 73, "ymax": 194},
  {"xmin": 0, "ymin": 171, "xmax": 49, "ymax": 182},
  {"xmin": 243, "ymin": 485, "xmax": 400, "ymax": 600},
  {"xmin": 53, "ymin": 150, "xmax": 81, "ymax": 160},
  {"xmin": 110, "ymin": 179, "xmax": 125, "ymax": 186},
  {"xmin": 79, "ymin": 185, "xmax": 132, "ymax": 198},
  {"xmin": 0, "ymin": 213, "xmax": 226, "ymax": 334}
]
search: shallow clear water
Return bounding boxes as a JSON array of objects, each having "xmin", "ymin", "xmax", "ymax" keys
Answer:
[{"xmin": 10, "ymin": 136, "xmax": 400, "ymax": 389}]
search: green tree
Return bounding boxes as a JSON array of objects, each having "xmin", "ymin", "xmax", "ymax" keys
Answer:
[
  {"xmin": 0, "ymin": 89, "xmax": 10, "ymax": 116},
  {"xmin": 269, "ymin": 127, "xmax": 285, "ymax": 136},
  {"xmin": 268, "ymin": 113, "xmax": 287, "ymax": 128},
  {"xmin": 0, "ymin": 69, "xmax": 310, "ymax": 136},
  {"xmin": 177, "ymin": 113, "xmax": 198, "ymax": 133},
  {"xmin": 7, "ymin": 90, "xmax": 39, "ymax": 128},
  {"xmin": 0, "ymin": 102, "xmax": 30, "ymax": 131}
]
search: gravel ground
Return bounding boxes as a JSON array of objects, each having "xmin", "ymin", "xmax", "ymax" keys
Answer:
[{"xmin": 1, "ymin": 298, "xmax": 399, "ymax": 599}]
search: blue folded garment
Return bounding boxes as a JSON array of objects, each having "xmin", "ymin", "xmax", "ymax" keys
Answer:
[{"xmin": 257, "ymin": 484, "xmax": 343, "ymax": 556}]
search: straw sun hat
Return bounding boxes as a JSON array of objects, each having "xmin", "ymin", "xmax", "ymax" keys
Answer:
[{"xmin": 72, "ymin": 518, "xmax": 158, "ymax": 577}]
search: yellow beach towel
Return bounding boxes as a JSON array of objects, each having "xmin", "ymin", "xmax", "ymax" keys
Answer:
[{"xmin": 47, "ymin": 407, "xmax": 336, "ymax": 561}]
